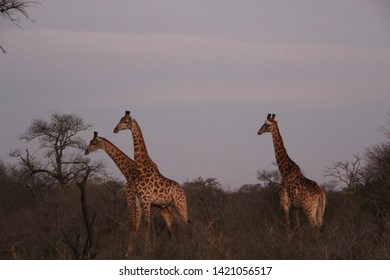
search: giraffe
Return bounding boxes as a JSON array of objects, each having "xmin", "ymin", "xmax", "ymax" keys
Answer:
[
  {"xmin": 257, "ymin": 114, "xmax": 326, "ymax": 237},
  {"xmin": 113, "ymin": 110, "xmax": 189, "ymax": 248},
  {"xmin": 85, "ymin": 131, "xmax": 176, "ymax": 255}
]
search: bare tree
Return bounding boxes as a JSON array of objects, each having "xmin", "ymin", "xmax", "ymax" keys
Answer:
[
  {"xmin": 324, "ymin": 154, "xmax": 364, "ymax": 190},
  {"xmin": 11, "ymin": 112, "xmax": 105, "ymax": 259},
  {"xmin": 11, "ymin": 112, "xmax": 94, "ymax": 188},
  {"xmin": 257, "ymin": 166, "xmax": 281, "ymax": 189},
  {"xmin": 0, "ymin": 0, "xmax": 39, "ymax": 53}
]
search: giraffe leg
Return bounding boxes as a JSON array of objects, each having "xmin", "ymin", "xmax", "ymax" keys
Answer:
[
  {"xmin": 159, "ymin": 207, "xmax": 176, "ymax": 237},
  {"xmin": 124, "ymin": 188, "xmax": 136, "ymax": 256},
  {"xmin": 282, "ymin": 205, "xmax": 291, "ymax": 238},
  {"xmin": 141, "ymin": 201, "xmax": 152, "ymax": 251},
  {"xmin": 172, "ymin": 187, "xmax": 189, "ymax": 225},
  {"xmin": 302, "ymin": 201, "xmax": 319, "ymax": 229},
  {"xmin": 135, "ymin": 195, "xmax": 142, "ymax": 232},
  {"xmin": 279, "ymin": 188, "xmax": 292, "ymax": 238},
  {"xmin": 316, "ymin": 191, "xmax": 326, "ymax": 234},
  {"xmin": 125, "ymin": 194, "xmax": 142, "ymax": 258},
  {"xmin": 312, "ymin": 195, "xmax": 326, "ymax": 238},
  {"xmin": 292, "ymin": 207, "xmax": 300, "ymax": 232}
]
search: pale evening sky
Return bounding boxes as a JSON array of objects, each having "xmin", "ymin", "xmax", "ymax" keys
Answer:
[{"xmin": 1, "ymin": 0, "xmax": 389, "ymax": 189}]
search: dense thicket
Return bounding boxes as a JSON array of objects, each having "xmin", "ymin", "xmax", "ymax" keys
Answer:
[{"xmin": 0, "ymin": 166, "xmax": 388, "ymax": 259}]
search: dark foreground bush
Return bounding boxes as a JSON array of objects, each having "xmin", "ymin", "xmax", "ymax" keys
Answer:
[{"xmin": 1, "ymin": 173, "xmax": 388, "ymax": 260}]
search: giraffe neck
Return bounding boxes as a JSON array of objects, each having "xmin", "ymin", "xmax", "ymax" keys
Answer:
[
  {"xmin": 100, "ymin": 138, "xmax": 138, "ymax": 181},
  {"xmin": 130, "ymin": 119, "xmax": 158, "ymax": 171},
  {"xmin": 271, "ymin": 123, "xmax": 301, "ymax": 178}
]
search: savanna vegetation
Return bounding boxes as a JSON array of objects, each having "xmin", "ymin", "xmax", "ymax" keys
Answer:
[{"xmin": 0, "ymin": 112, "xmax": 389, "ymax": 260}]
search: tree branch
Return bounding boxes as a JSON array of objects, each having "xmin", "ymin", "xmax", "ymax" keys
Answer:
[{"xmin": 0, "ymin": 1, "xmax": 37, "ymax": 23}]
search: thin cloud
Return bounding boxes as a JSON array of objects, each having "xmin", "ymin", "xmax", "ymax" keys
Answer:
[{"xmin": 2, "ymin": 27, "xmax": 389, "ymax": 110}]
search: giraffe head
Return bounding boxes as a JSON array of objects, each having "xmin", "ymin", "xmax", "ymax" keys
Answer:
[
  {"xmin": 113, "ymin": 110, "xmax": 132, "ymax": 133},
  {"xmin": 85, "ymin": 131, "xmax": 104, "ymax": 155},
  {"xmin": 257, "ymin": 113, "xmax": 277, "ymax": 135}
]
